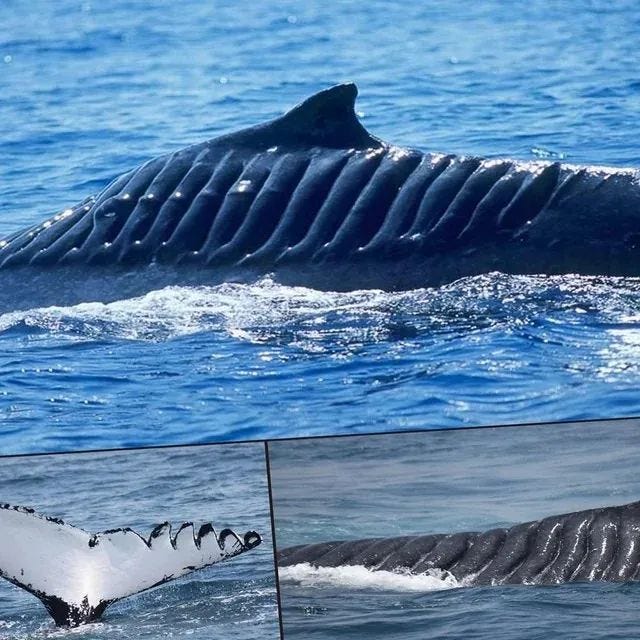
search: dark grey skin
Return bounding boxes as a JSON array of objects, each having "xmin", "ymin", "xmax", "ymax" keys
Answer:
[
  {"xmin": 278, "ymin": 501, "xmax": 640, "ymax": 586},
  {"xmin": 2, "ymin": 82, "xmax": 640, "ymax": 312}
]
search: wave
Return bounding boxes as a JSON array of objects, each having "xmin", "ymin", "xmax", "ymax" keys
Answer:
[
  {"xmin": 279, "ymin": 562, "xmax": 462, "ymax": 592},
  {"xmin": 2, "ymin": 273, "xmax": 640, "ymax": 346}
]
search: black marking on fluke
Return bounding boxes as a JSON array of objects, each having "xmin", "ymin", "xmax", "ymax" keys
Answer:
[
  {"xmin": 278, "ymin": 500, "xmax": 640, "ymax": 587},
  {"xmin": 2, "ymin": 83, "xmax": 640, "ymax": 311},
  {"xmin": 41, "ymin": 594, "xmax": 110, "ymax": 628},
  {"xmin": 0, "ymin": 504, "xmax": 261, "ymax": 627}
]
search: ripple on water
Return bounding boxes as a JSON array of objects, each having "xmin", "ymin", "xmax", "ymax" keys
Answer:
[{"xmin": 2, "ymin": 273, "xmax": 640, "ymax": 451}]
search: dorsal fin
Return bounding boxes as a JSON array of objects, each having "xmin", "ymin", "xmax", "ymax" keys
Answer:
[
  {"xmin": 275, "ymin": 83, "xmax": 382, "ymax": 150},
  {"xmin": 212, "ymin": 83, "xmax": 383, "ymax": 151}
]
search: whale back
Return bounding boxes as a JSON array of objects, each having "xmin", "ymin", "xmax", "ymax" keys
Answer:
[
  {"xmin": 278, "ymin": 500, "xmax": 640, "ymax": 586},
  {"xmin": 3, "ymin": 83, "xmax": 640, "ymax": 309}
]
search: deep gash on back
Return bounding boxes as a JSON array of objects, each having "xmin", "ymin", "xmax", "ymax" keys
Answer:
[
  {"xmin": 2, "ymin": 83, "xmax": 640, "ymax": 312},
  {"xmin": 279, "ymin": 500, "xmax": 640, "ymax": 587}
]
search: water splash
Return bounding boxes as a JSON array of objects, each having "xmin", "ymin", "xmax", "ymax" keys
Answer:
[
  {"xmin": 279, "ymin": 562, "xmax": 461, "ymax": 592},
  {"xmin": 2, "ymin": 274, "xmax": 640, "ymax": 349}
]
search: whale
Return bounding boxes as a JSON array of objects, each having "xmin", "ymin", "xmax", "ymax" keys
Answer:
[
  {"xmin": 2, "ymin": 82, "xmax": 640, "ymax": 312},
  {"xmin": 277, "ymin": 500, "xmax": 640, "ymax": 587},
  {"xmin": 0, "ymin": 504, "xmax": 261, "ymax": 626}
]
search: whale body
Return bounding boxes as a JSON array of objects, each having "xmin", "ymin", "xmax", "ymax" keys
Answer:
[
  {"xmin": 2, "ymin": 82, "xmax": 640, "ymax": 312},
  {"xmin": 0, "ymin": 504, "xmax": 261, "ymax": 626},
  {"xmin": 278, "ymin": 500, "xmax": 640, "ymax": 587}
]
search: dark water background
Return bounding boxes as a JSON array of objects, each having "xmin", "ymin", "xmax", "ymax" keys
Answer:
[
  {"xmin": 0, "ymin": 443, "xmax": 279, "ymax": 639},
  {"xmin": 2, "ymin": 1, "xmax": 640, "ymax": 453},
  {"xmin": 270, "ymin": 419, "xmax": 640, "ymax": 639}
]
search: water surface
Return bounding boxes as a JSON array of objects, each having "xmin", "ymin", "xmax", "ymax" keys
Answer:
[
  {"xmin": 3, "ymin": 1, "xmax": 640, "ymax": 451},
  {"xmin": 270, "ymin": 420, "xmax": 640, "ymax": 639},
  {"xmin": 0, "ymin": 443, "xmax": 279, "ymax": 639}
]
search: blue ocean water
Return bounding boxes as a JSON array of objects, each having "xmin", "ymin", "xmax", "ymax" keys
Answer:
[
  {"xmin": 3, "ymin": 1, "xmax": 640, "ymax": 452},
  {"xmin": 269, "ymin": 420, "xmax": 640, "ymax": 639},
  {"xmin": 0, "ymin": 443, "xmax": 279, "ymax": 639}
]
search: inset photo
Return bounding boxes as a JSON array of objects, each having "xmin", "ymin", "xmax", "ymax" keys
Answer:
[
  {"xmin": 0, "ymin": 442, "xmax": 279, "ymax": 639},
  {"xmin": 269, "ymin": 420, "xmax": 640, "ymax": 639}
]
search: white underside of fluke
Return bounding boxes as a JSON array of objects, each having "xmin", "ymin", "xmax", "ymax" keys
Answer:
[{"xmin": 0, "ymin": 504, "xmax": 260, "ymax": 613}]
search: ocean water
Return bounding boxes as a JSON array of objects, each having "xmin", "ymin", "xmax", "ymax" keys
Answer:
[
  {"xmin": 269, "ymin": 419, "xmax": 640, "ymax": 639},
  {"xmin": 0, "ymin": 443, "xmax": 279, "ymax": 639},
  {"xmin": 3, "ymin": 1, "xmax": 640, "ymax": 452}
]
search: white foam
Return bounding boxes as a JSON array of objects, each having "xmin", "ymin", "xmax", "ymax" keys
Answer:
[
  {"xmin": 279, "ymin": 563, "xmax": 461, "ymax": 592},
  {"xmin": 0, "ymin": 276, "xmax": 413, "ymax": 342},
  {"xmin": 2, "ymin": 272, "xmax": 639, "ymax": 346}
]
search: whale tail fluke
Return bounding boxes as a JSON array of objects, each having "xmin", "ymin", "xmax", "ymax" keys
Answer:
[{"xmin": 0, "ymin": 504, "xmax": 261, "ymax": 627}]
